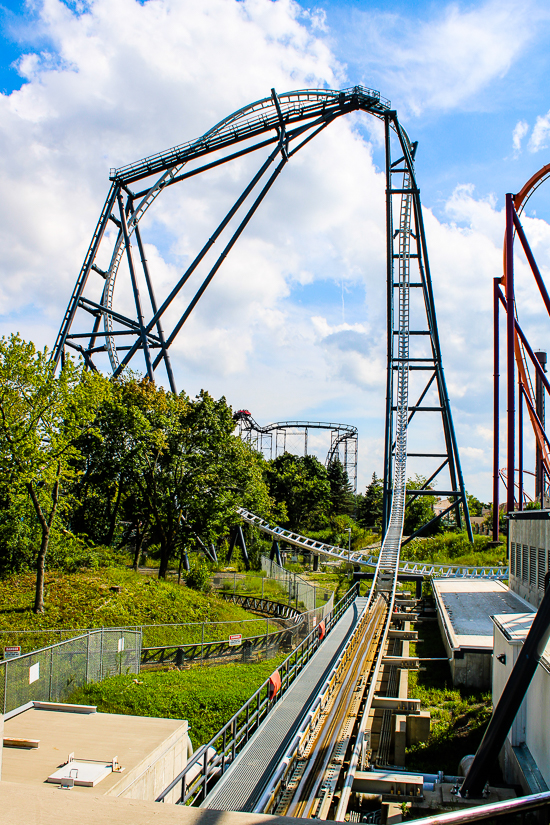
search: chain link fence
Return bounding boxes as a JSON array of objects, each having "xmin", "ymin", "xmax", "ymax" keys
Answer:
[
  {"xmin": 260, "ymin": 555, "xmax": 328, "ymax": 611},
  {"xmin": 0, "ymin": 627, "xmax": 141, "ymax": 716}
]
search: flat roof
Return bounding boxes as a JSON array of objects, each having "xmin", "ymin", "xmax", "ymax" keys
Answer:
[
  {"xmin": 492, "ymin": 612, "xmax": 550, "ymax": 671},
  {"xmin": 2, "ymin": 704, "xmax": 187, "ymax": 795},
  {"xmin": 0, "ymin": 780, "xmax": 325, "ymax": 825},
  {"xmin": 433, "ymin": 579, "xmax": 534, "ymax": 651}
]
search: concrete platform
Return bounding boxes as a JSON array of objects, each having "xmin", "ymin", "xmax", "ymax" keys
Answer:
[
  {"xmin": 2, "ymin": 703, "xmax": 189, "ymax": 802},
  {"xmin": 433, "ymin": 579, "xmax": 534, "ymax": 688},
  {"xmin": 0, "ymin": 781, "xmax": 345, "ymax": 825}
]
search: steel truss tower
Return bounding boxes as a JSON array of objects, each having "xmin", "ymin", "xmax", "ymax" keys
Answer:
[
  {"xmin": 382, "ymin": 114, "xmax": 472, "ymax": 542},
  {"xmin": 233, "ymin": 411, "xmax": 358, "ymax": 493},
  {"xmin": 52, "ymin": 85, "xmax": 471, "ymax": 541}
]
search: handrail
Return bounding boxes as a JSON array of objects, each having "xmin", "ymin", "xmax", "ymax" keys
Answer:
[
  {"xmin": 237, "ymin": 508, "xmax": 508, "ymax": 579},
  {"xmin": 412, "ymin": 790, "xmax": 550, "ymax": 825},
  {"xmin": 155, "ymin": 583, "xmax": 358, "ymax": 804},
  {"xmin": 141, "ymin": 597, "xmax": 334, "ymax": 668}
]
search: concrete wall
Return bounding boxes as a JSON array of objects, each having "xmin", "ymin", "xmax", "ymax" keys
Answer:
[
  {"xmin": 435, "ymin": 595, "xmax": 491, "ymax": 689},
  {"xmin": 493, "ymin": 621, "xmax": 550, "ymax": 790},
  {"xmin": 450, "ymin": 649, "xmax": 492, "ymax": 690},
  {"xmin": 509, "ymin": 516, "xmax": 550, "ymax": 608},
  {"xmin": 107, "ymin": 721, "xmax": 189, "ymax": 804}
]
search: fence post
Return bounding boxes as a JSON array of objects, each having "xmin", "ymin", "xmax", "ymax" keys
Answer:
[
  {"xmin": 3, "ymin": 662, "xmax": 7, "ymax": 714},
  {"xmin": 49, "ymin": 648, "xmax": 53, "ymax": 701},
  {"xmin": 85, "ymin": 631, "xmax": 90, "ymax": 684},
  {"xmin": 262, "ymin": 577, "xmax": 264, "ymax": 599},
  {"xmin": 100, "ymin": 628, "xmax": 104, "ymax": 681},
  {"xmin": 201, "ymin": 623, "xmax": 204, "ymax": 663},
  {"xmin": 234, "ymin": 572, "xmax": 236, "ymax": 594}
]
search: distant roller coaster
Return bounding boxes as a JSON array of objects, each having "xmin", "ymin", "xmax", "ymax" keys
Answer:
[{"xmin": 233, "ymin": 410, "xmax": 358, "ymax": 492}]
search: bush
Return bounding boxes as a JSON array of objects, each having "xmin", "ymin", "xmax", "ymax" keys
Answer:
[
  {"xmin": 185, "ymin": 555, "xmax": 211, "ymax": 592},
  {"xmin": 402, "ymin": 532, "xmax": 506, "ymax": 567}
]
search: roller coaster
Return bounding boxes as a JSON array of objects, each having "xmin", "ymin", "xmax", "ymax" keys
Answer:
[
  {"xmin": 54, "ymin": 86, "xmax": 486, "ymax": 819},
  {"xmin": 234, "ymin": 410, "xmax": 358, "ymax": 491}
]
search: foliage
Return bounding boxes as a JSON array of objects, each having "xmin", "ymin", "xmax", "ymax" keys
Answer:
[
  {"xmin": 356, "ymin": 472, "xmax": 383, "ymax": 531},
  {"xmin": 326, "ymin": 459, "xmax": 355, "ymax": 516},
  {"xmin": 307, "ymin": 516, "xmax": 375, "ymax": 555},
  {"xmin": 0, "ymin": 334, "xmax": 107, "ymax": 611},
  {"xmin": 71, "ymin": 376, "xmax": 272, "ymax": 578},
  {"xmin": 402, "ymin": 532, "xmax": 507, "ymax": 567},
  {"xmin": 185, "ymin": 555, "xmax": 211, "ymax": 592},
  {"xmin": 0, "ymin": 568, "xmax": 262, "ymax": 634},
  {"xmin": 407, "ymin": 619, "xmax": 495, "ymax": 777},
  {"xmin": 265, "ymin": 452, "xmax": 331, "ymax": 530},
  {"xmin": 69, "ymin": 656, "xmax": 287, "ymax": 747},
  {"xmin": 403, "ymin": 474, "xmax": 439, "ymax": 536},
  {"xmin": 466, "ymin": 493, "xmax": 488, "ymax": 517}
]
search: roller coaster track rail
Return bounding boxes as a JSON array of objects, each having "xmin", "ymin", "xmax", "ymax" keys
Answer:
[
  {"xmin": 54, "ymin": 84, "xmax": 475, "ymax": 816},
  {"xmin": 53, "ymin": 82, "xmax": 471, "ymax": 543},
  {"xmin": 234, "ymin": 412, "xmax": 359, "ymax": 491},
  {"xmin": 237, "ymin": 506, "xmax": 508, "ymax": 579}
]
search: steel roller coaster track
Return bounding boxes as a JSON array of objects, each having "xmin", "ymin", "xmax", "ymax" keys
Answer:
[
  {"xmin": 234, "ymin": 411, "xmax": 359, "ymax": 491},
  {"xmin": 90, "ymin": 87, "xmax": 475, "ymax": 817},
  {"xmin": 52, "ymin": 83, "xmax": 472, "ymax": 546}
]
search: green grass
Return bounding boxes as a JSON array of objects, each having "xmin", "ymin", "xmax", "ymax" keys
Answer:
[
  {"xmin": 402, "ymin": 533, "xmax": 506, "ymax": 568},
  {"xmin": 69, "ymin": 655, "xmax": 286, "ymax": 747},
  {"xmin": 406, "ymin": 620, "xmax": 496, "ymax": 779},
  {"xmin": 0, "ymin": 568, "xmax": 273, "ymax": 652}
]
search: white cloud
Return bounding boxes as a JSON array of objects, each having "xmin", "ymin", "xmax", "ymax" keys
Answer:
[
  {"xmin": 513, "ymin": 119, "xmax": 529, "ymax": 153},
  {"xmin": 351, "ymin": 0, "xmax": 540, "ymax": 114},
  {"xmin": 529, "ymin": 110, "xmax": 550, "ymax": 152},
  {"xmin": 3, "ymin": 0, "xmax": 550, "ymax": 501}
]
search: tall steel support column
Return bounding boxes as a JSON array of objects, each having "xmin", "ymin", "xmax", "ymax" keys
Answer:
[
  {"xmin": 506, "ymin": 193, "xmax": 516, "ymax": 514},
  {"xmin": 493, "ymin": 278, "xmax": 500, "ymax": 539},
  {"xmin": 535, "ymin": 350, "xmax": 547, "ymax": 503},
  {"xmin": 382, "ymin": 112, "xmax": 472, "ymax": 541},
  {"xmin": 382, "ymin": 112, "xmax": 394, "ymax": 535}
]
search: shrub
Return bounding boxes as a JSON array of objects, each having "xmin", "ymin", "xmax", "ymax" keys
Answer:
[{"xmin": 185, "ymin": 555, "xmax": 211, "ymax": 592}]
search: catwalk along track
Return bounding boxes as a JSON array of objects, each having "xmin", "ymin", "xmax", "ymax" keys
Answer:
[{"xmin": 196, "ymin": 131, "xmax": 415, "ymax": 821}]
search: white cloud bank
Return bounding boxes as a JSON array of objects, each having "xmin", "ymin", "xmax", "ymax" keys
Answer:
[
  {"xmin": 2, "ymin": 0, "xmax": 550, "ymax": 500},
  {"xmin": 348, "ymin": 0, "xmax": 541, "ymax": 115}
]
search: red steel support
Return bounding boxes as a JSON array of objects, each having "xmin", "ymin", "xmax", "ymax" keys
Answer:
[
  {"xmin": 506, "ymin": 194, "xmax": 515, "ymax": 514},
  {"xmin": 493, "ymin": 277, "xmax": 500, "ymax": 538},
  {"xmin": 518, "ymin": 379, "xmax": 524, "ymax": 510}
]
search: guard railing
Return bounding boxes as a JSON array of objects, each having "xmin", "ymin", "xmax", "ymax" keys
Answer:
[
  {"xmin": 141, "ymin": 595, "xmax": 334, "ymax": 668},
  {"xmin": 155, "ymin": 584, "xmax": 359, "ymax": 805},
  {"xmin": 414, "ymin": 790, "xmax": 550, "ymax": 825}
]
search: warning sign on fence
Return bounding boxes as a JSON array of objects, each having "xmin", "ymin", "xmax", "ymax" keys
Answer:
[
  {"xmin": 228, "ymin": 634, "xmax": 242, "ymax": 647},
  {"xmin": 3, "ymin": 646, "xmax": 21, "ymax": 660}
]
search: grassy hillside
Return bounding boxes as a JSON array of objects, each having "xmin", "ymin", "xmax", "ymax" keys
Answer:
[
  {"xmin": 70, "ymin": 656, "xmax": 286, "ymax": 747},
  {"xmin": 0, "ymin": 568, "xmax": 272, "ymax": 652}
]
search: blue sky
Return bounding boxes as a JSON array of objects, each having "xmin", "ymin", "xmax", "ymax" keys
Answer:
[{"xmin": 1, "ymin": 0, "xmax": 550, "ymax": 502}]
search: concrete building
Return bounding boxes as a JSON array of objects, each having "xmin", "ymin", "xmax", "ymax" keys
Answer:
[
  {"xmin": 433, "ymin": 579, "xmax": 534, "ymax": 689},
  {"xmin": 508, "ymin": 510, "xmax": 550, "ymax": 608},
  {"xmin": 2, "ymin": 701, "xmax": 190, "ymax": 803},
  {"xmin": 492, "ymin": 613, "xmax": 550, "ymax": 794}
]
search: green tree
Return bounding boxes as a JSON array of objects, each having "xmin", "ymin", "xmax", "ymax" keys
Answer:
[
  {"xmin": 75, "ymin": 379, "xmax": 271, "ymax": 578},
  {"xmin": 357, "ymin": 472, "xmax": 383, "ymax": 530},
  {"xmin": 404, "ymin": 475, "xmax": 439, "ymax": 537},
  {"xmin": 327, "ymin": 459, "xmax": 355, "ymax": 516},
  {"xmin": 466, "ymin": 493, "xmax": 488, "ymax": 517},
  {"xmin": 265, "ymin": 453, "xmax": 331, "ymax": 530},
  {"xmin": 0, "ymin": 334, "xmax": 107, "ymax": 612}
]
